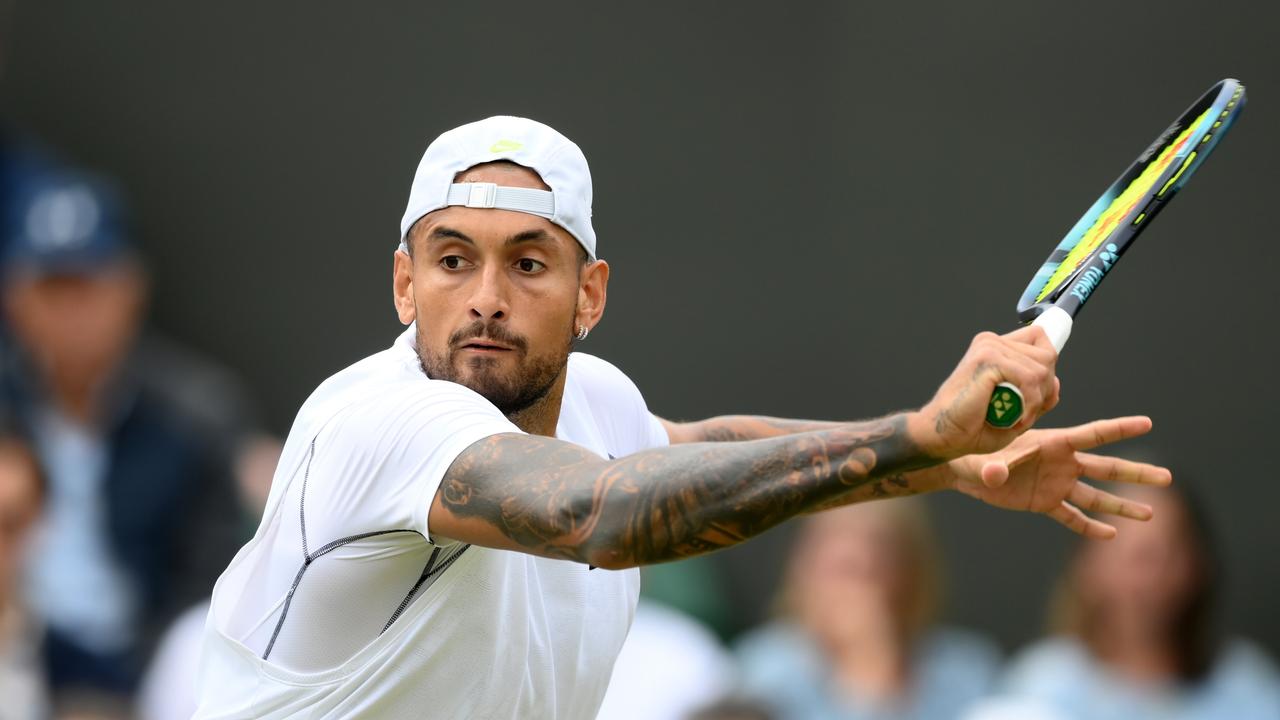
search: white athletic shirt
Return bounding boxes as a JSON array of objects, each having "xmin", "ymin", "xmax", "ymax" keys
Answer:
[{"xmin": 194, "ymin": 326, "xmax": 668, "ymax": 719}]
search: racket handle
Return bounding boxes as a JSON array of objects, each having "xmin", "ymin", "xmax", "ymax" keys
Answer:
[{"xmin": 985, "ymin": 307, "xmax": 1074, "ymax": 428}]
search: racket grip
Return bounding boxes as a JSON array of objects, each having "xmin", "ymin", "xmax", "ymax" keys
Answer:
[{"xmin": 984, "ymin": 307, "xmax": 1074, "ymax": 428}]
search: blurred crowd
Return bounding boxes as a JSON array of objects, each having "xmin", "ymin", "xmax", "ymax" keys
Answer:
[{"xmin": 1, "ymin": 127, "xmax": 1279, "ymax": 720}]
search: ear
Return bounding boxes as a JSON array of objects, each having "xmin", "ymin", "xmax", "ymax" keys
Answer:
[
  {"xmin": 576, "ymin": 258, "xmax": 609, "ymax": 333},
  {"xmin": 392, "ymin": 247, "xmax": 417, "ymax": 325}
]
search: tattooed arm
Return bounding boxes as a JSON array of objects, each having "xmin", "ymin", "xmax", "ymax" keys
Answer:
[
  {"xmin": 424, "ymin": 325, "xmax": 1116, "ymax": 566},
  {"xmin": 659, "ymin": 415, "xmax": 947, "ymax": 509},
  {"xmin": 430, "ymin": 412, "xmax": 942, "ymax": 569},
  {"xmin": 660, "ymin": 415, "xmax": 844, "ymax": 444}
]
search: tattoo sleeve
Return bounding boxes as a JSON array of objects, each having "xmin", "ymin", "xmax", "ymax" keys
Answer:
[
  {"xmin": 434, "ymin": 413, "xmax": 943, "ymax": 569},
  {"xmin": 676, "ymin": 415, "xmax": 844, "ymax": 442},
  {"xmin": 667, "ymin": 414, "xmax": 949, "ymax": 512}
]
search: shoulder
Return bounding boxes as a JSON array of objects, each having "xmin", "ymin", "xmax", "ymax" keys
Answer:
[
  {"xmin": 1002, "ymin": 636, "xmax": 1093, "ymax": 695},
  {"xmin": 913, "ymin": 627, "xmax": 1003, "ymax": 698},
  {"xmin": 565, "ymin": 353, "xmax": 667, "ymax": 455},
  {"xmin": 292, "ymin": 333, "xmax": 513, "ymax": 455},
  {"xmin": 1207, "ymin": 638, "xmax": 1280, "ymax": 703},
  {"xmin": 568, "ymin": 353, "xmax": 643, "ymax": 397},
  {"xmin": 734, "ymin": 620, "xmax": 823, "ymax": 677},
  {"xmin": 920, "ymin": 626, "xmax": 1003, "ymax": 671},
  {"xmin": 301, "ymin": 336, "xmax": 501, "ymax": 425}
]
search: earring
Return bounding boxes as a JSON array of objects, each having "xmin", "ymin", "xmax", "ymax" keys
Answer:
[{"xmin": 575, "ymin": 324, "xmax": 589, "ymax": 341}]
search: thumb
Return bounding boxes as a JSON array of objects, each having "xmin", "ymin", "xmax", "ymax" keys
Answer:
[{"xmin": 981, "ymin": 459, "xmax": 1010, "ymax": 489}]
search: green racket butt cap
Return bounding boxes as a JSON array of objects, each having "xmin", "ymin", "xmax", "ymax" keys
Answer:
[{"xmin": 986, "ymin": 384, "xmax": 1024, "ymax": 428}]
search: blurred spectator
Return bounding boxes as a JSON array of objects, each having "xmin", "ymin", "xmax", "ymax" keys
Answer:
[
  {"xmin": 0, "ymin": 128, "xmax": 61, "ymax": 329},
  {"xmin": 1001, "ymin": 484, "xmax": 1280, "ymax": 720},
  {"xmin": 596, "ymin": 598, "xmax": 735, "ymax": 720},
  {"xmin": 735, "ymin": 499, "xmax": 1000, "ymax": 720},
  {"xmin": 136, "ymin": 601, "xmax": 209, "ymax": 720},
  {"xmin": 0, "ymin": 169, "xmax": 257, "ymax": 705},
  {"xmin": 136, "ymin": 437, "xmax": 281, "ymax": 720},
  {"xmin": 0, "ymin": 432, "xmax": 49, "ymax": 720}
]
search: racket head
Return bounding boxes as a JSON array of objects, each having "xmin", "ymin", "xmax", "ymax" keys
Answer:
[{"xmin": 1016, "ymin": 78, "xmax": 1246, "ymax": 322}]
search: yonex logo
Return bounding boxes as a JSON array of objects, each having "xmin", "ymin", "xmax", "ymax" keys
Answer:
[
  {"xmin": 489, "ymin": 139, "xmax": 523, "ymax": 153},
  {"xmin": 990, "ymin": 390, "xmax": 1016, "ymax": 419},
  {"xmin": 1068, "ymin": 243, "xmax": 1119, "ymax": 303},
  {"xmin": 1098, "ymin": 243, "xmax": 1119, "ymax": 271}
]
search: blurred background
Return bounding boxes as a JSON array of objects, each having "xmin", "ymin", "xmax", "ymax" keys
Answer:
[{"xmin": 1, "ymin": 1, "xmax": 1277, "ymax": 718}]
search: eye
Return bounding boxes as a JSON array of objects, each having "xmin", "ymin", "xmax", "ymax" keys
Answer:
[
  {"xmin": 440, "ymin": 255, "xmax": 472, "ymax": 270},
  {"xmin": 515, "ymin": 258, "xmax": 546, "ymax": 274}
]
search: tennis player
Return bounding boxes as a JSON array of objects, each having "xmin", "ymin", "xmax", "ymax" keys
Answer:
[{"xmin": 193, "ymin": 116, "xmax": 1170, "ymax": 719}]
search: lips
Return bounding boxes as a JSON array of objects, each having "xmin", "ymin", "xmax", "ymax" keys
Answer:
[{"xmin": 459, "ymin": 338, "xmax": 513, "ymax": 352}]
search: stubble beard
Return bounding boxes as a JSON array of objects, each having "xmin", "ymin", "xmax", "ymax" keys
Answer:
[{"xmin": 416, "ymin": 318, "xmax": 573, "ymax": 418}]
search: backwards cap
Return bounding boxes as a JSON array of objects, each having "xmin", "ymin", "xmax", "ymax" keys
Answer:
[{"xmin": 399, "ymin": 116, "xmax": 596, "ymax": 259}]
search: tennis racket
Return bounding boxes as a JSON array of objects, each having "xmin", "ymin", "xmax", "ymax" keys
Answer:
[{"xmin": 986, "ymin": 78, "xmax": 1246, "ymax": 428}]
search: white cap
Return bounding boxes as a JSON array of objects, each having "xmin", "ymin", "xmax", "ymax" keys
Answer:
[{"xmin": 399, "ymin": 115, "xmax": 596, "ymax": 259}]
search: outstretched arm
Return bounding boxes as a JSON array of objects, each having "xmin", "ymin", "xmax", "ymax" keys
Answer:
[
  {"xmin": 429, "ymin": 327, "xmax": 1061, "ymax": 568},
  {"xmin": 658, "ymin": 411, "xmax": 1171, "ymax": 538},
  {"xmin": 657, "ymin": 415, "xmax": 941, "ymax": 507},
  {"xmin": 660, "ymin": 415, "xmax": 845, "ymax": 444},
  {"xmin": 431, "ymin": 412, "xmax": 940, "ymax": 569}
]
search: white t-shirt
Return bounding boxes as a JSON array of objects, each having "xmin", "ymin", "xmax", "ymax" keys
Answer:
[{"xmin": 194, "ymin": 326, "xmax": 668, "ymax": 719}]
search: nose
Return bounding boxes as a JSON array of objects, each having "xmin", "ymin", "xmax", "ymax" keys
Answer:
[{"xmin": 467, "ymin": 263, "xmax": 510, "ymax": 321}]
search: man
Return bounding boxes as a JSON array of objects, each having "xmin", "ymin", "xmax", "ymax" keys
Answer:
[
  {"xmin": 195, "ymin": 116, "xmax": 1170, "ymax": 719},
  {"xmin": 0, "ymin": 170, "xmax": 249, "ymax": 704}
]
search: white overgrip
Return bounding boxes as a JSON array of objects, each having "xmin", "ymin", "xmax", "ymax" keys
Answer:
[{"xmin": 1031, "ymin": 305, "xmax": 1073, "ymax": 354}]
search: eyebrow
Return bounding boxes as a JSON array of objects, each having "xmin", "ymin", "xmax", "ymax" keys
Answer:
[{"xmin": 426, "ymin": 226, "xmax": 556, "ymax": 249}]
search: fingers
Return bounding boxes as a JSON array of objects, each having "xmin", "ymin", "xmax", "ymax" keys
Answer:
[
  {"xmin": 1048, "ymin": 501, "xmax": 1118, "ymax": 540},
  {"xmin": 1067, "ymin": 482, "xmax": 1153, "ymax": 520},
  {"xmin": 1063, "ymin": 416, "xmax": 1154, "ymax": 452},
  {"xmin": 1005, "ymin": 323, "xmax": 1059, "ymax": 354},
  {"xmin": 1045, "ymin": 376, "xmax": 1061, "ymax": 414},
  {"xmin": 984, "ymin": 343, "xmax": 1056, "ymax": 430},
  {"xmin": 1076, "ymin": 452, "xmax": 1172, "ymax": 487},
  {"xmin": 980, "ymin": 459, "xmax": 1009, "ymax": 489},
  {"xmin": 924, "ymin": 329, "xmax": 1061, "ymax": 457}
]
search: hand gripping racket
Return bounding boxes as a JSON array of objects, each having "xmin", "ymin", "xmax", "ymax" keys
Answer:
[{"xmin": 986, "ymin": 78, "xmax": 1246, "ymax": 428}]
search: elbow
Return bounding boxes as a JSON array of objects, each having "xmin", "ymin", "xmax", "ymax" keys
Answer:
[
  {"xmin": 577, "ymin": 523, "xmax": 639, "ymax": 570},
  {"xmin": 583, "ymin": 544, "xmax": 638, "ymax": 571},
  {"xmin": 552, "ymin": 483, "xmax": 640, "ymax": 570}
]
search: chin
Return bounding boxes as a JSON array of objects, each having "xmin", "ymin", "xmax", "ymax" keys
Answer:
[{"xmin": 454, "ymin": 362, "xmax": 517, "ymax": 399}]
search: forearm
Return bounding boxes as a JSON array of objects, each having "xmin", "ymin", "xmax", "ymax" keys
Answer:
[
  {"xmin": 437, "ymin": 412, "xmax": 943, "ymax": 569},
  {"xmin": 665, "ymin": 414, "xmax": 953, "ymax": 512},
  {"xmin": 667, "ymin": 415, "xmax": 843, "ymax": 443}
]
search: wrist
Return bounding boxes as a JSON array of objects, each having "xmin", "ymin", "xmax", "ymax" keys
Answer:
[
  {"xmin": 905, "ymin": 409, "xmax": 951, "ymax": 462},
  {"xmin": 904, "ymin": 461, "xmax": 957, "ymax": 495}
]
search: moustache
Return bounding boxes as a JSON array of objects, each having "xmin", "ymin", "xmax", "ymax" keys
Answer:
[{"xmin": 449, "ymin": 321, "xmax": 529, "ymax": 352}]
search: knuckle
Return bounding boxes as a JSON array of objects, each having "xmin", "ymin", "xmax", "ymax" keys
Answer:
[{"xmin": 972, "ymin": 332, "xmax": 999, "ymax": 349}]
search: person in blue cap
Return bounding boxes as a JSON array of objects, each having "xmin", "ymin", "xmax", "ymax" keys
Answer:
[{"xmin": 0, "ymin": 169, "xmax": 253, "ymax": 712}]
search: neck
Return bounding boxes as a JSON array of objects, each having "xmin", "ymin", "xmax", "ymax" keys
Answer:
[
  {"xmin": 48, "ymin": 374, "xmax": 102, "ymax": 425},
  {"xmin": 506, "ymin": 370, "xmax": 568, "ymax": 437}
]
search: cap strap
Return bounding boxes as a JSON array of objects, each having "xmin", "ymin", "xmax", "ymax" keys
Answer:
[{"xmin": 445, "ymin": 183, "xmax": 555, "ymax": 218}]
